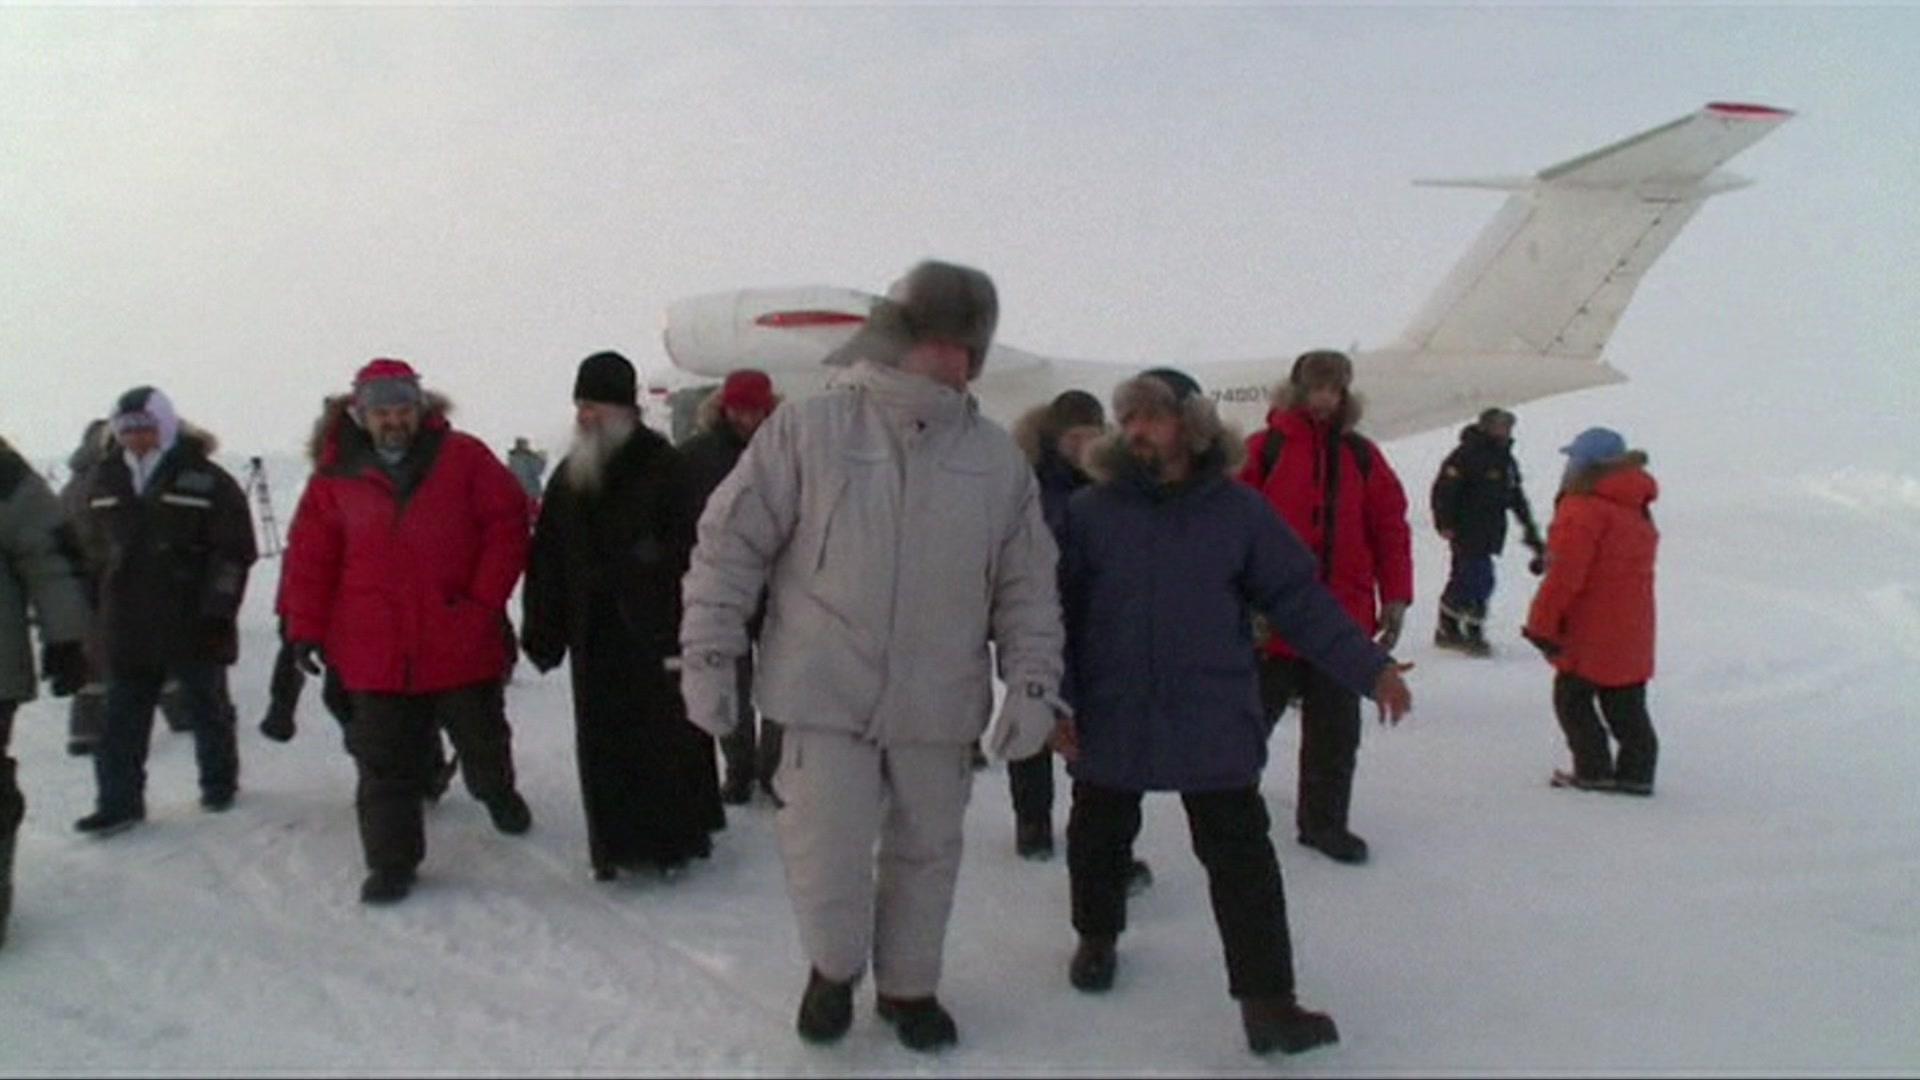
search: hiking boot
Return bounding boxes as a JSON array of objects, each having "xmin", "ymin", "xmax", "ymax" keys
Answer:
[
  {"xmin": 1015, "ymin": 818, "xmax": 1054, "ymax": 860},
  {"xmin": 876, "ymin": 994, "xmax": 958, "ymax": 1052},
  {"xmin": 720, "ymin": 774, "xmax": 753, "ymax": 806},
  {"xmin": 1611, "ymin": 778, "xmax": 1655, "ymax": 797},
  {"xmin": 360, "ymin": 868, "xmax": 415, "ymax": 905},
  {"xmin": 1241, "ymin": 996, "xmax": 1340, "ymax": 1055},
  {"xmin": 1069, "ymin": 935, "xmax": 1116, "ymax": 992},
  {"xmin": 795, "ymin": 968, "xmax": 856, "ymax": 1044},
  {"xmin": 200, "ymin": 790, "xmax": 236, "ymax": 813},
  {"xmin": 1434, "ymin": 610, "xmax": 1468, "ymax": 650},
  {"xmin": 74, "ymin": 807, "xmax": 145, "ymax": 837},
  {"xmin": 1298, "ymin": 828, "xmax": 1369, "ymax": 865},
  {"xmin": 484, "ymin": 791, "xmax": 532, "ymax": 835}
]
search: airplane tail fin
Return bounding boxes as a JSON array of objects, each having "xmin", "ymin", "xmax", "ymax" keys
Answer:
[{"xmin": 1393, "ymin": 102, "xmax": 1792, "ymax": 360}]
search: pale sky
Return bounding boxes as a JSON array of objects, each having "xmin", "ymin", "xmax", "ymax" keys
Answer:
[{"xmin": 3, "ymin": 3, "xmax": 1915, "ymax": 465}]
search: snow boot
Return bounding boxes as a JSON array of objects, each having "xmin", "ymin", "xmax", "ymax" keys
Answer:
[
  {"xmin": 1549, "ymin": 769, "xmax": 1616, "ymax": 792},
  {"xmin": 1462, "ymin": 614, "xmax": 1493, "ymax": 657},
  {"xmin": 1298, "ymin": 828, "xmax": 1370, "ymax": 865},
  {"xmin": 1434, "ymin": 609, "xmax": 1469, "ymax": 650},
  {"xmin": 484, "ymin": 790, "xmax": 532, "ymax": 835},
  {"xmin": 795, "ymin": 968, "xmax": 856, "ymax": 1044},
  {"xmin": 360, "ymin": 867, "xmax": 415, "ymax": 905},
  {"xmin": 1240, "ymin": 996, "xmax": 1340, "ymax": 1055},
  {"xmin": 426, "ymin": 752, "xmax": 458, "ymax": 803},
  {"xmin": 720, "ymin": 773, "xmax": 753, "ymax": 806},
  {"xmin": 74, "ymin": 806, "xmax": 144, "ymax": 837},
  {"xmin": 1069, "ymin": 935, "xmax": 1117, "ymax": 992},
  {"xmin": 876, "ymin": 994, "xmax": 959, "ymax": 1052},
  {"xmin": 1015, "ymin": 818, "xmax": 1054, "ymax": 860}
]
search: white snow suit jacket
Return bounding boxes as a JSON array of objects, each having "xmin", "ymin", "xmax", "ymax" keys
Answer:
[{"xmin": 681, "ymin": 360, "xmax": 1064, "ymax": 746}]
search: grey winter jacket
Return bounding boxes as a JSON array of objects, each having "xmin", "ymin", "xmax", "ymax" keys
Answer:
[
  {"xmin": 0, "ymin": 442, "xmax": 90, "ymax": 702},
  {"xmin": 681, "ymin": 360, "xmax": 1063, "ymax": 746}
]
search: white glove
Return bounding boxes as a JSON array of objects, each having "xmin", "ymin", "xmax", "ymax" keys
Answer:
[
  {"xmin": 676, "ymin": 652, "xmax": 739, "ymax": 739},
  {"xmin": 990, "ymin": 680, "xmax": 1069, "ymax": 761}
]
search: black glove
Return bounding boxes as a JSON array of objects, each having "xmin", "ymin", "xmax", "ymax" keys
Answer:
[
  {"xmin": 520, "ymin": 634, "xmax": 563, "ymax": 675},
  {"xmin": 292, "ymin": 641, "xmax": 326, "ymax": 677},
  {"xmin": 259, "ymin": 709, "xmax": 296, "ymax": 743},
  {"xmin": 41, "ymin": 640, "xmax": 88, "ymax": 698},
  {"xmin": 1521, "ymin": 629, "xmax": 1562, "ymax": 660},
  {"xmin": 1528, "ymin": 554, "xmax": 1547, "ymax": 576},
  {"xmin": 1524, "ymin": 533, "xmax": 1547, "ymax": 576}
]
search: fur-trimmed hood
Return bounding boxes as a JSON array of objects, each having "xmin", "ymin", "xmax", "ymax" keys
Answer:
[
  {"xmin": 307, "ymin": 391, "xmax": 454, "ymax": 466},
  {"xmin": 1083, "ymin": 421, "xmax": 1246, "ymax": 488},
  {"xmin": 1010, "ymin": 403, "xmax": 1052, "ymax": 466},
  {"xmin": 1560, "ymin": 450, "xmax": 1654, "ymax": 500}
]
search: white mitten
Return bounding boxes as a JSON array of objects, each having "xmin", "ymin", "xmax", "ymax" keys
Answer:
[
  {"xmin": 990, "ymin": 680, "xmax": 1069, "ymax": 761},
  {"xmin": 675, "ymin": 652, "xmax": 739, "ymax": 739}
]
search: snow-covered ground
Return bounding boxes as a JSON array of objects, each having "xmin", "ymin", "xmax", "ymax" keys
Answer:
[{"xmin": 4, "ymin": 372, "xmax": 1917, "ymax": 1078}]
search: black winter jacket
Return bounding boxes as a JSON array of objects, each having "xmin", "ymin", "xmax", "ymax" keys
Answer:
[
  {"xmin": 1430, "ymin": 425, "xmax": 1540, "ymax": 557},
  {"xmin": 78, "ymin": 433, "xmax": 256, "ymax": 671}
]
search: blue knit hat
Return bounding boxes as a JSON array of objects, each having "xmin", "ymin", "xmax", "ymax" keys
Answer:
[{"xmin": 1560, "ymin": 426, "xmax": 1627, "ymax": 470}]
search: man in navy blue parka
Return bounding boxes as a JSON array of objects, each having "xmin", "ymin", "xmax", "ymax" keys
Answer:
[{"xmin": 1056, "ymin": 367, "xmax": 1412, "ymax": 1057}]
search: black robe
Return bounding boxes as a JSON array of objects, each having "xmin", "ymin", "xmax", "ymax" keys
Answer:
[{"xmin": 521, "ymin": 427, "xmax": 723, "ymax": 870}]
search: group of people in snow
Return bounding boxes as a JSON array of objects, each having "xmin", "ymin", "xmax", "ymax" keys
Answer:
[{"xmin": 0, "ymin": 256, "xmax": 1663, "ymax": 1058}]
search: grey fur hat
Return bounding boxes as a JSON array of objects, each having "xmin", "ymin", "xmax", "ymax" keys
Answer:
[{"xmin": 823, "ymin": 260, "xmax": 999, "ymax": 378}]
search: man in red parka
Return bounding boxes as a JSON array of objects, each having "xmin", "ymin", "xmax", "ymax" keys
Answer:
[
  {"xmin": 1238, "ymin": 351, "xmax": 1413, "ymax": 866},
  {"xmin": 1524, "ymin": 426, "xmax": 1660, "ymax": 796},
  {"xmin": 280, "ymin": 359, "xmax": 533, "ymax": 904}
]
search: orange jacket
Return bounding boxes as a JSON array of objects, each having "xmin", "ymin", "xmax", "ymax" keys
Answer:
[{"xmin": 1525, "ymin": 460, "xmax": 1658, "ymax": 687}]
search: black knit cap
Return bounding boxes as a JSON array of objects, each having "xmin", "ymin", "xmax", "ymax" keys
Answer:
[
  {"xmin": 573, "ymin": 351, "xmax": 637, "ymax": 407},
  {"xmin": 1140, "ymin": 367, "xmax": 1203, "ymax": 402},
  {"xmin": 1047, "ymin": 389, "xmax": 1106, "ymax": 430}
]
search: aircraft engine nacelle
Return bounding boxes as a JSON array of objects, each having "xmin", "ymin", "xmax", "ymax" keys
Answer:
[{"xmin": 662, "ymin": 286, "xmax": 877, "ymax": 378}]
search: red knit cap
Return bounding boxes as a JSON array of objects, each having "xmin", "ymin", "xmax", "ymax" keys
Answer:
[{"xmin": 353, "ymin": 358, "xmax": 423, "ymax": 408}]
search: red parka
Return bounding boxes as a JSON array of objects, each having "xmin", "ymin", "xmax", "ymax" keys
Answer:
[
  {"xmin": 1238, "ymin": 406, "xmax": 1414, "ymax": 657},
  {"xmin": 1525, "ymin": 458, "xmax": 1659, "ymax": 687},
  {"xmin": 281, "ymin": 397, "xmax": 529, "ymax": 695}
]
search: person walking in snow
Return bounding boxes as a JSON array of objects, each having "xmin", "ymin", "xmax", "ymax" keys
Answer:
[
  {"xmin": 0, "ymin": 432, "xmax": 90, "ymax": 945},
  {"xmin": 278, "ymin": 359, "xmax": 533, "ymax": 904},
  {"xmin": 72, "ymin": 387, "xmax": 256, "ymax": 835},
  {"xmin": 680, "ymin": 260, "xmax": 1065, "ymax": 1053},
  {"xmin": 1057, "ymin": 366, "xmax": 1411, "ymax": 1057},
  {"xmin": 1524, "ymin": 426, "xmax": 1660, "ymax": 796},
  {"xmin": 520, "ymin": 350, "xmax": 725, "ymax": 881},
  {"xmin": 1237, "ymin": 350, "xmax": 1414, "ymax": 866},
  {"xmin": 677, "ymin": 368, "xmax": 782, "ymax": 807},
  {"xmin": 1429, "ymin": 406, "xmax": 1545, "ymax": 655}
]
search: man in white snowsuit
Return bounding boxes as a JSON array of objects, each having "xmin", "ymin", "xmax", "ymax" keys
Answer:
[{"xmin": 680, "ymin": 260, "xmax": 1065, "ymax": 1053}]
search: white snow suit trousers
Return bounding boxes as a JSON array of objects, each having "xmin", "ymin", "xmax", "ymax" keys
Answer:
[{"xmin": 774, "ymin": 726, "xmax": 974, "ymax": 998}]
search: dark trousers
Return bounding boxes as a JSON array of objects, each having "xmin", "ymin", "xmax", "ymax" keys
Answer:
[
  {"xmin": 1258, "ymin": 656, "xmax": 1362, "ymax": 837},
  {"xmin": 1008, "ymin": 748, "xmax": 1055, "ymax": 826},
  {"xmin": 1553, "ymin": 674, "xmax": 1658, "ymax": 786},
  {"xmin": 95, "ymin": 662, "xmax": 238, "ymax": 815},
  {"xmin": 1441, "ymin": 547, "xmax": 1496, "ymax": 616},
  {"xmin": 718, "ymin": 652, "xmax": 782, "ymax": 791},
  {"xmin": 1068, "ymin": 780, "xmax": 1296, "ymax": 999},
  {"xmin": 344, "ymin": 683, "xmax": 517, "ymax": 874},
  {"xmin": 1, "ymin": 702, "xmax": 20, "ymax": 836}
]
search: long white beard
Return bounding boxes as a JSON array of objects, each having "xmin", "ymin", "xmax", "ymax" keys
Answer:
[{"xmin": 563, "ymin": 412, "xmax": 638, "ymax": 493}]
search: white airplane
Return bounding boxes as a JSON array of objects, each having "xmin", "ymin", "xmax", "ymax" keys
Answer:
[{"xmin": 658, "ymin": 102, "xmax": 1792, "ymax": 441}]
